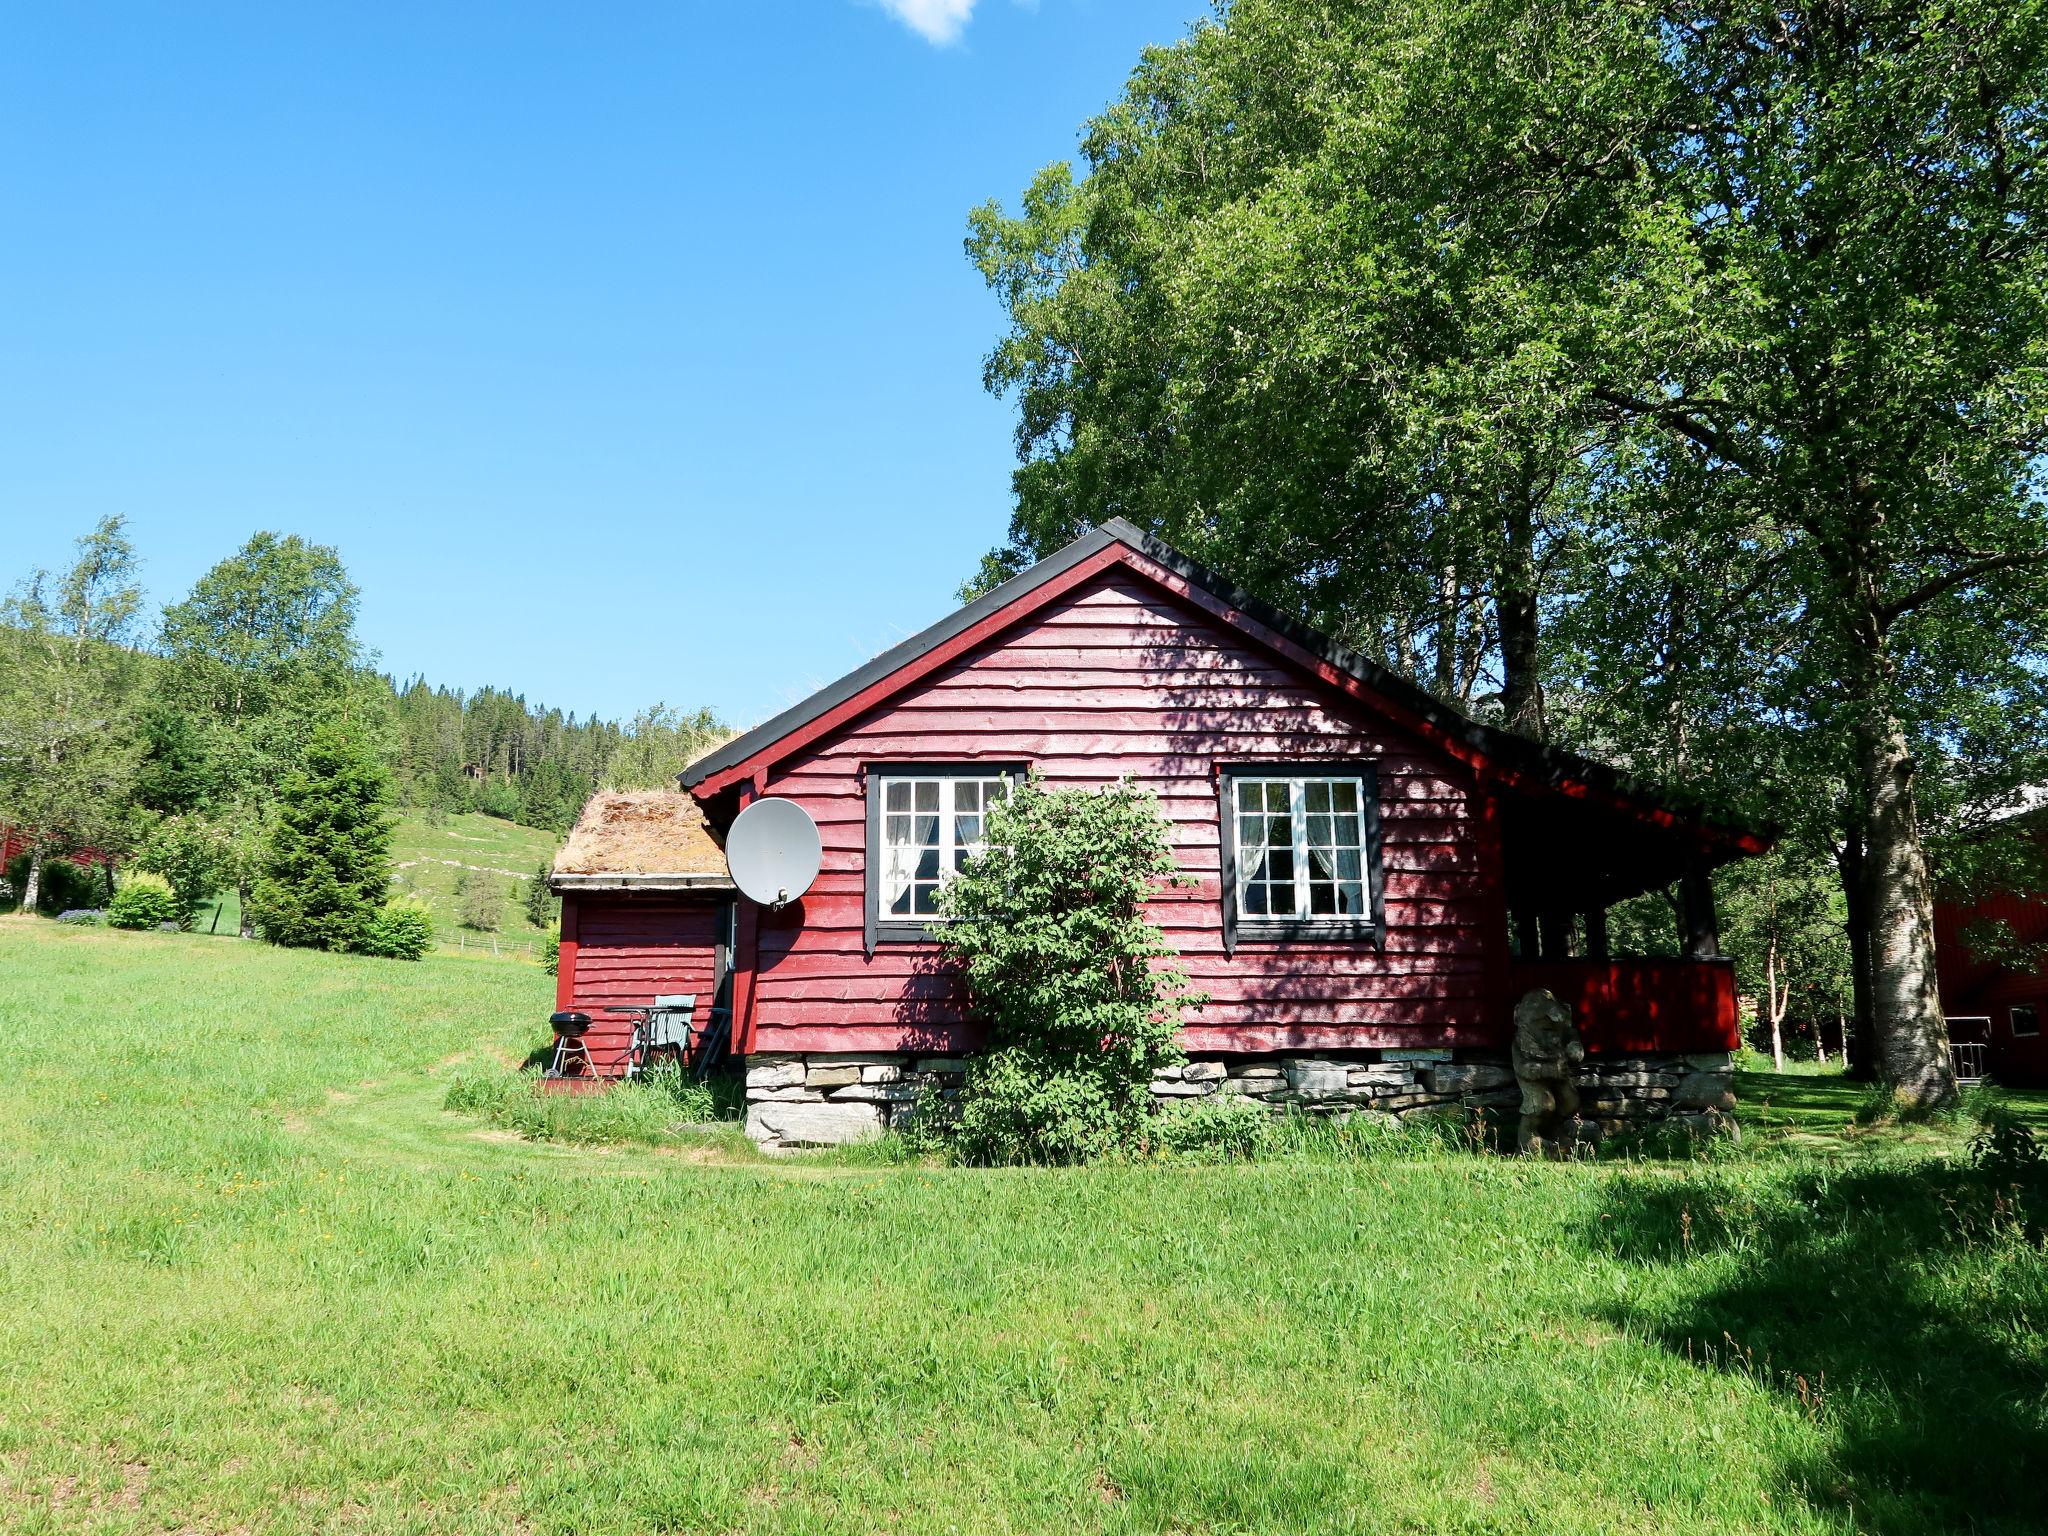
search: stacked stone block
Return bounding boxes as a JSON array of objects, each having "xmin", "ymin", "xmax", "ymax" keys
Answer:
[{"xmin": 743, "ymin": 1053, "xmax": 964, "ymax": 1151}]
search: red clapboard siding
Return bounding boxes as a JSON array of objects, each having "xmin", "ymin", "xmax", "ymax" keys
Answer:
[
  {"xmin": 560, "ymin": 897, "xmax": 723, "ymax": 1075},
  {"xmin": 745, "ymin": 567, "xmax": 1501, "ymax": 1054}
]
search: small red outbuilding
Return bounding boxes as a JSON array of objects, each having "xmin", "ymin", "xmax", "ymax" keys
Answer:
[{"xmin": 549, "ymin": 792, "xmax": 734, "ymax": 1077}]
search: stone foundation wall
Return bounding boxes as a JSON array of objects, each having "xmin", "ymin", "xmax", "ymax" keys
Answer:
[
  {"xmin": 742, "ymin": 1047, "xmax": 1738, "ymax": 1149},
  {"xmin": 1154, "ymin": 1048, "xmax": 1739, "ymax": 1142},
  {"xmin": 743, "ymin": 1052, "xmax": 963, "ymax": 1152}
]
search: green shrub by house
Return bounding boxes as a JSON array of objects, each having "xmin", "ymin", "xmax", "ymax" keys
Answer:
[{"xmin": 938, "ymin": 776, "xmax": 1203, "ymax": 1164}]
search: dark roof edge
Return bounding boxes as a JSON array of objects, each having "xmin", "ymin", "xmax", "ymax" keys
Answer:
[
  {"xmin": 682, "ymin": 517, "xmax": 1769, "ymax": 853},
  {"xmin": 680, "ymin": 526, "xmax": 1121, "ymax": 789},
  {"xmin": 1102, "ymin": 518, "xmax": 1769, "ymax": 851}
]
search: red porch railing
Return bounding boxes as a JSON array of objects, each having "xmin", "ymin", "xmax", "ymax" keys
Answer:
[{"xmin": 1507, "ymin": 958, "xmax": 1740, "ymax": 1055}]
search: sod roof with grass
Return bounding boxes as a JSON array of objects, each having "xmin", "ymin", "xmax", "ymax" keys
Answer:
[{"xmin": 550, "ymin": 791, "xmax": 733, "ymax": 892}]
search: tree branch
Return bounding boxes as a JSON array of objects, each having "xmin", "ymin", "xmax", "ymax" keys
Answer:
[{"xmin": 1880, "ymin": 549, "xmax": 2048, "ymax": 625}]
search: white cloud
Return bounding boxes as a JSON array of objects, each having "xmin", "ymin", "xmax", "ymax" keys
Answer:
[{"xmin": 875, "ymin": 0, "xmax": 977, "ymax": 46}]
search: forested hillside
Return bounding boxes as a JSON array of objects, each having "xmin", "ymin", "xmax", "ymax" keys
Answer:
[{"xmin": 384, "ymin": 682, "xmax": 723, "ymax": 832}]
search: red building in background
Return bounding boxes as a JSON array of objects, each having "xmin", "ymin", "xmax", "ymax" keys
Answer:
[{"xmin": 1936, "ymin": 803, "xmax": 2048, "ymax": 1086}]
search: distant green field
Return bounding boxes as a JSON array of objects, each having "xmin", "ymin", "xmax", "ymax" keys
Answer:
[
  {"xmin": 385, "ymin": 809, "xmax": 563, "ymax": 954},
  {"xmin": 3, "ymin": 918, "xmax": 2046, "ymax": 1534},
  {"xmin": 191, "ymin": 810, "xmax": 563, "ymax": 956}
]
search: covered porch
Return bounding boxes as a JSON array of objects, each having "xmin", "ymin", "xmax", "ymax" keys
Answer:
[{"xmin": 1491, "ymin": 778, "xmax": 1761, "ymax": 1054}]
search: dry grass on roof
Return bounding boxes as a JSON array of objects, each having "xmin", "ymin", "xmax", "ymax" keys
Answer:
[{"xmin": 553, "ymin": 791, "xmax": 728, "ymax": 877}]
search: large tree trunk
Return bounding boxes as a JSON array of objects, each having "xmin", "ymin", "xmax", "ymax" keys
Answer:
[
  {"xmin": 1496, "ymin": 495, "xmax": 1543, "ymax": 740},
  {"xmin": 1854, "ymin": 709, "xmax": 1956, "ymax": 1107},
  {"xmin": 20, "ymin": 848, "xmax": 43, "ymax": 913}
]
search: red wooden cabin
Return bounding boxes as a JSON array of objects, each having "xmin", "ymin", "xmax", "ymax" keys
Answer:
[
  {"xmin": 558, "ymin": 521, "xmax": 1765, "ymax": 1146},
  {"xmin": 1936, "ymin": 804, "xmax": 2048, "ymax": 1086}
]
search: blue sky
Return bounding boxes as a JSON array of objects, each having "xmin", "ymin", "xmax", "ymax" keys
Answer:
[{"xmin": 0, "ymin": 0, "xmax": 1207, "ymax": 729}]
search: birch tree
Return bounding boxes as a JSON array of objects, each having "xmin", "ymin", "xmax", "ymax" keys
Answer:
[{"xmin": 0, "ymin": 518, "xmax": 143, "ymax": 910}]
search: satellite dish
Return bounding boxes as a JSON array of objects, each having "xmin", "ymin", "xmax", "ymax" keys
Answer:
[{"xmin": 725, "ymin": 797, "xmax": 822, "ymax": 909}]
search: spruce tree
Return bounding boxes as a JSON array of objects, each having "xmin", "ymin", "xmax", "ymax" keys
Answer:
[{"xmin": 249, "ymin": 720, "xmax": 393, "ymax": 952}]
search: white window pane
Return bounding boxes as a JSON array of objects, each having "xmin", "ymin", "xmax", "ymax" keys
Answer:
[
  {"xmin": 914, "ymin": 781, "xmax": 940, "ymax": 812},
  {"xmin": 1305, "ymin": 781, "xmax": 1330, "ymax": 812},
  {"xmin": 1331, "ymin": 781, "xmax": 1358, "ymax": 813},
  {"xmin": 885, "ymin": 781, "xmax": 911, "ymax": 812}
]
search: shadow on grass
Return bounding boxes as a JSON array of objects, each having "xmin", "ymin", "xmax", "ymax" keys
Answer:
[{"xmin": 1586, "ymin": 1160, "xmax": 2048, "ymax": 1533}]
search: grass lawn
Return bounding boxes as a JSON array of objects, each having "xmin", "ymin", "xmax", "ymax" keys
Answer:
[{"xmin": 2, "ymin": 919, "xmax": 2044, "ymax": 1534}]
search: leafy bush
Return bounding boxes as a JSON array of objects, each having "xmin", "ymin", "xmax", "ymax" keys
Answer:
[
  {"xmin": 938, "ymin": 775, "xmax": 1203, "ymax": 1165},
  {"xmin": 1153, "ymin": 1094, "xmax": 1272, "ymax": 1160},
  {"xmin": 5, "ymin": 853, "xmax": 104, "ymax": 915},
  {"xmin": 106, "ymin": 872, "xmax": 180, "ymax": 930},
  {"xmin": 137, "ymin": 815, "xmax": 233, "ymax": 924},
  {"xmin": 1968, "ymin": 1093, "xmax": 2046, "ymax": 1185},
  {"xmin": 363, "ymin": 897, "xmax": 434, "ymax": 961},
  {"xmin": 541, "ymin": 925, "xmax": 560, "ymax": 976}
]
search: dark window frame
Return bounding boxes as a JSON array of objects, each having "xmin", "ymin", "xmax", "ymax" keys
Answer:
[
  {"xmin": 1215, "ymin": 761, "xmax": 1385, "ymax": 956},
  {"xmin": 863, "ymin": 761, "xmax": 1029, "ymax": 953},
  {"xmin": 2012, "ymin": 1003, "xmax": 2041, "ymax": 1039}
]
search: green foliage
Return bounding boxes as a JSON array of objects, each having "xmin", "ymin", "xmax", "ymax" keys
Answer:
[
  {"xmin": 137, "ymin": 814, "xmax": 234, "ymax": 924},
  {"xmin": 973, "ymin": 0, "xmax": 2048, "ymax": 1099},
  {"xmin": 1, "ymin": 852, "xmax": 103, "ymax": 916},
  {"xmin": 248, "ymin": 720, "xmax": 395, "ymax": 953},
  {"xmin": 363, "ymin": 896, "xmax": 435, "ymax": 961},
  {"xmin": 0, "ymin": 516, "xmax": 145, "ymax": 881},
  {"xmin": 130, "ymin": 702, "xmax": 217, "ymax": 815},
  {"xmin": 541, "ymin": 924, "xmax": 560, "ymax": 976},
  {"xmin": 1151, "ymin": 1094, "xmax": 1271, "ymax": 1161},
  {"xmin": 938, "ymin": 776, "xmax": 1202, "ymax": 1164},
  {"xmin": 523, "ymin": 861, "xmax": 555, "ymax": 928},
  {"xmin": 159, "ymin": 532, "xmax": 360, "ymax": 710},
  {"xmin": 105, "ymin": 870, "xmax": 179, "ymax": 931},
  {"xmin": 383, "ymin": 684, "xmax": 726, "ymax": 836},
  {"xmin": 454, "ymin": 863, "xmax": 503, "ymax": 932},
  {"xmin": 1969, "ymin": 1092, "xmax": 2046, "ymax": 1187}
]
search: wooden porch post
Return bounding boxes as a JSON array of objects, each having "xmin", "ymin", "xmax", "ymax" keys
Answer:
[
  {"xmin": 1537, "ymin": 909, "xmax": 1574, "ymax": 960},
  {"xmin": 1584, "ymin": 906, "xmax": 1609, "ymax": 962},
  {"xmin": 1681, "ymin": 862, "xmax": 1721, "ymax": 960},
  {"xmin": 1514, "ymin": 908, "xmax": 1540, "ymax": 959}
]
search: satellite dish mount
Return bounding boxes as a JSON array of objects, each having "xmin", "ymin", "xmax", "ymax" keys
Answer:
[{"xmin": 724, "ymin": 797, "xmax": 823, "ymax": 911}]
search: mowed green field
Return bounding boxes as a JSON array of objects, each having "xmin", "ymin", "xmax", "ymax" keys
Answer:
[{"xmin": 2, "ymin": 920, "xmax": 2044, "ymax": 1535}]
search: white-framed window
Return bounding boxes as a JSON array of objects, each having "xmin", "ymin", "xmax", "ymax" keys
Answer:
[
  {"xmin": 865, "ymin": 765, "xmax": 1021, "ymax": 943},
  {"xmin": 2012, "ymin": 1003, "xmax": 2040, "ymax": 1039},
  {"xmin": 1224, "ymin": 771, "xmax": 1376, "ymax": 929}
]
